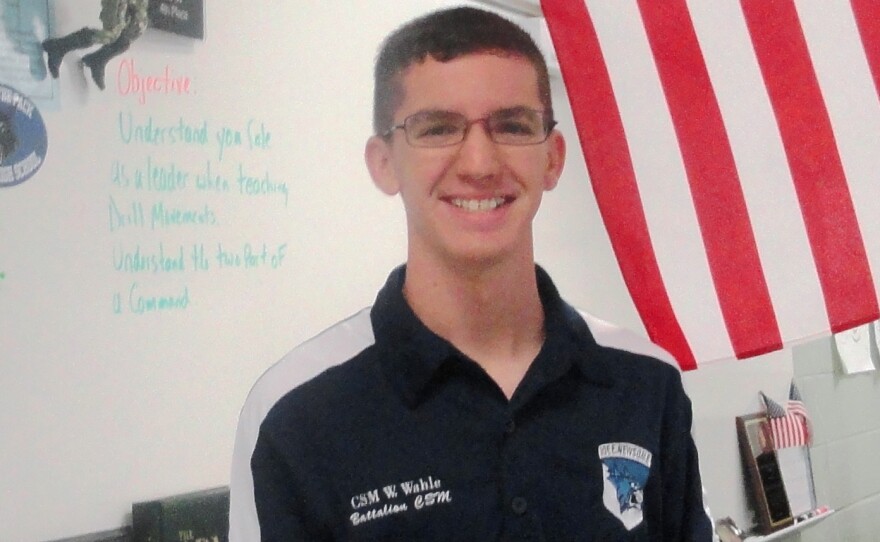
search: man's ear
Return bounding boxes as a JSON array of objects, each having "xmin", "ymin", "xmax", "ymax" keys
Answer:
[
  {"xmin": 542, "ymin": 130, "xmax": 566, "ymax": 192},
  {"xmin": 365, "ymin": 135, "xmax": 400, "ymax": 195}
]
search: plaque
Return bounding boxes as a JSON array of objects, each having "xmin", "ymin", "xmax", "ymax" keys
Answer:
[
  {"xmin": 736, "ymin": 414, "xmax": 794, "ymax": 534},
  {"xmin": 148, "ymin": 0, "xmax": 205, "ymax": 40}
]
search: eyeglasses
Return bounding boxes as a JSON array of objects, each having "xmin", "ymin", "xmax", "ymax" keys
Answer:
[{"xmin": 383, "ymin": 107, "xmax": 557, "ymax": 148}]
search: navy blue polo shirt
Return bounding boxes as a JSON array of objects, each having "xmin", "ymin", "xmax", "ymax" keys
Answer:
[{"xmin": 250, "ymin": 266, "xmax": 713, "ymax": 541}]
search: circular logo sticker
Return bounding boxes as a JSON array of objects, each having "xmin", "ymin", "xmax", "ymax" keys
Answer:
[{"xmin": 0, "ymin": 84, "xmax": 48, "ymax": 188}]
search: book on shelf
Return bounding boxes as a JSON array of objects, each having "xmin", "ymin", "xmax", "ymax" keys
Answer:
[
  {"xmin": 131, "ymin": 486, "xmax": 228, "ymax": 542},
  {"xmin": 46, "ymin": 527, "xmax": 132, "ymax": 542}
]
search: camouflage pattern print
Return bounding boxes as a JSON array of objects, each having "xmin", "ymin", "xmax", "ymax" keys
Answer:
[{"xmin": 95, "ymin": 0, "xmax": 148, "ymax": 43}]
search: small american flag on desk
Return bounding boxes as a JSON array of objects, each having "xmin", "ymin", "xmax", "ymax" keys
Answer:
[{"xmin": 761, "ymin": 383, "xmax": 812, "ymax": 449}]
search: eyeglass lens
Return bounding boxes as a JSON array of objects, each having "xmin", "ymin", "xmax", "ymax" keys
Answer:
[{"xmin": 404, "ymin": 108, "xmax": 549, "ymax": 147}]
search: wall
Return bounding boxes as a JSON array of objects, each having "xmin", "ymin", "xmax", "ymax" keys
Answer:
[
  {"xmin": 1, "ymin": 1, "xmax": 874, "ymax": 540},
  {"xmin": 680, "ymin": 336, "xmax": 880, "ymax": 541},
  {"xmin": 0, "ymin": 1, "xmax": 640, "ymax": 540},
  {"xmin": 786, "ymin": 338, "xmax": 880, "ymax": 541},
  {"xmin": 0, "ymin": 2, "xmax": 444, "ymax": 540}
]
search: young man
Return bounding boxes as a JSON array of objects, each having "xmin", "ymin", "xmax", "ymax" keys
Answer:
[{"xmin": 230, "ymin": 7, "xmax": 713, "ymax": 541}]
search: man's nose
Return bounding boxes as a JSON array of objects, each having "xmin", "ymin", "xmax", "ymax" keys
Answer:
[{"xmin": 454, "ymin": 120, "xmax": 501, "ymax": 181}]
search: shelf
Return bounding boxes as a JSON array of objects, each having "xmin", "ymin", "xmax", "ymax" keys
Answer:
[{"xmin": 743, "ymin": 509, "xmax": 834, "ymax": 541}]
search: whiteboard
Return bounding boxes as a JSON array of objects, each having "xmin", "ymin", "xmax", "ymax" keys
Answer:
[
  {"xmin": 0, "ymin": 1, "xmax": 648, "ymax": 539},
  {"xmin": 1, "ymin": 1, "xmax": 804, "ymax": 539}
]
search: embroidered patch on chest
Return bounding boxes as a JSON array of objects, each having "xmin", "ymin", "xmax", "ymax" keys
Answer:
[{"xmin": 598, "ymin": 442, "xmax": 653, "ymax": 531}]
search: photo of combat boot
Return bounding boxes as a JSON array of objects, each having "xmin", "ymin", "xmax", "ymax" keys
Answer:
[
  {"xmin": 82, "ymin": 36, "xmax": 131, "ymax": 90},
  {"xmin": 42, "ymin": 28, "xmax": 97, "ymax": 79}
]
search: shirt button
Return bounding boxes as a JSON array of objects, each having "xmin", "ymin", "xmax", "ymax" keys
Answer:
[
  {"xmin": 511, "ymin": 496, "xmax": 528, "ymax": 515},
  {"xmin": 504, "ymin": 419, "xmax": 516, "ymax": 434}
]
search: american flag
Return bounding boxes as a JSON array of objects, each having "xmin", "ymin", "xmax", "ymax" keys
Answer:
[
  {"xmin": 541, "ymin": 0, "xmax": 880, "ymax": 369},
  {"xmin": 761, "ymin": 383, "xmax": 812, "ymax": 449}
]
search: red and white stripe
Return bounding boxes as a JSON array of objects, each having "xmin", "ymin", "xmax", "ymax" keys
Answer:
[
  {"xmin": 769, "ymin": 412, "xmax": 810, "ymax": 450},
  {"xmin": 761, "ymin": 391, "xmax": 812, "ymax": 449},
  {"xmin": 772, "ymin": 398, "xmax": 811, "ymax": 450},
  {"xmin": 543, "ymin": 0, "xmax": 880, "ymax": 369}
]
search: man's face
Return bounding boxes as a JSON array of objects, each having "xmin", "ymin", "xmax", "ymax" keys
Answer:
[{"xmin": 366, "ymin": 53, "xmax": 565, "ymax": 267}]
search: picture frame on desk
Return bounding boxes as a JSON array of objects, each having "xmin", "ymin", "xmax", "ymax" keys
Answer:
[{"xmin": 736, "ymin": 413, "xmax": 794, "ymax": 534}]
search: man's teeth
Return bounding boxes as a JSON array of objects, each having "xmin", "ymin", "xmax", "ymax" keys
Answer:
[{"xmin": 451, "ymin": 197, "xmax": 506, "ymax": 211}]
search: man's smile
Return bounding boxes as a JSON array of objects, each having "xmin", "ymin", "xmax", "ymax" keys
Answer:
[{"xmin": 445, "ymin": 196, "xmax": 512, "ymax": 212}]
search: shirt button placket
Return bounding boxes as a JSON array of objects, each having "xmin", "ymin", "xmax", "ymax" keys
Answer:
[
  {"xmin": 511, "ymin": 496, "xmax": 528, "ymax": 515},
  {"xmin": 500, "ymin": 413, "xmax": 536, "ymax": 539},
  {"xmin": 504, "ymin": 419, "xmax": 516, "ymax": 435}
]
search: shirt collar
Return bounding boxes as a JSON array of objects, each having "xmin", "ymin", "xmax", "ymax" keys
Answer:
[
  {"xmin": 532, "ymin": 265, "xmax": 616, "ymax": 390},
  {"xmin": 370, "ymin": 265, "xmax": 614, "ymax": 407}
]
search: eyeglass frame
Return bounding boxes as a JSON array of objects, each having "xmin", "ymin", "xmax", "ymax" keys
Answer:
[{"xmin": 380, "ymin": 107, "xmax": 558, "ymax": 148}]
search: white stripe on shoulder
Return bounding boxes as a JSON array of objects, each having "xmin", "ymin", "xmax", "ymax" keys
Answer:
[
  {"xmin": 229, "ymin": 306, "xmax": 375, "ymax": 542},
  {"xmin": 246, "ymin": 306, "xmax": 375, "ymax": 415},
  {"xmin": 576, "ymin": 308, "xmax": 679, "ymax": 370}
]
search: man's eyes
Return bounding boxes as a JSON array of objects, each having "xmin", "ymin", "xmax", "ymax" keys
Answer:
[
  {"xmin": 416, "ymin": 122, "xmax": 461, "ymax": 138},
  {"xmin": 493, "ymin": 120, "xmax": 536, "ymax": 135},
  {"xmin": 415, "ymin": 122, "xmax": 462, "ymax": 139},
  {"xmin": 417, "ymin": 119, "xmax": 536, "ymax": 136},
  {"xmin": 406, "ymin": 111, "xmax": 543, "ymax": 143}
]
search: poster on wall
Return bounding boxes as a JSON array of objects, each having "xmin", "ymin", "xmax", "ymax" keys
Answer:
[
  {"xmin": 0, "ymin": 0, "xmax": 56, "ymax": 106},
  {"xmin": 148, "ymin": 0, "xmax": 204, "ymax": 40},
  {"xmin": 0, "ymin": 84, "xmax": 48, "ymax": 188}
]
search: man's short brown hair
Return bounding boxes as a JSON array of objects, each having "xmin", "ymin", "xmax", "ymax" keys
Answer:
[{"xmin": 372, "ymin": 7, "xmax": 553, "ymax": 135}]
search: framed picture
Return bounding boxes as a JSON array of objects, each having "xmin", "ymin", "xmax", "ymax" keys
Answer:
[
  {"xmin": 148, "ymin": 0, "xmax": 205, "ymax": 40},
  {"xmin": 736, "ymin": 413, "xmax": 794, "ymax": 534}
]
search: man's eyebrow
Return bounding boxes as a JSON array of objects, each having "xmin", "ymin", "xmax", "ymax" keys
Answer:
[
  {"xmin": 411, "ymin": 106, "xmax": 537, "ymax": 118},
  {"xmin": 491, "ymin": 106, "xmax": 536, "ymax": 117},
  {"xmin": 413, "ymin": 109, "xmax": 460, "ymax": 118}
]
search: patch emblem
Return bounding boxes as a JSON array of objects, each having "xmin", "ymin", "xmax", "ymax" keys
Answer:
[
  {"xmin": 0, "ymin": 84, "xmax": 47, "ymax": 188},
  {"xmin": 599, "ymin": 442, "xmax": 652, "ymax": 531}
]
